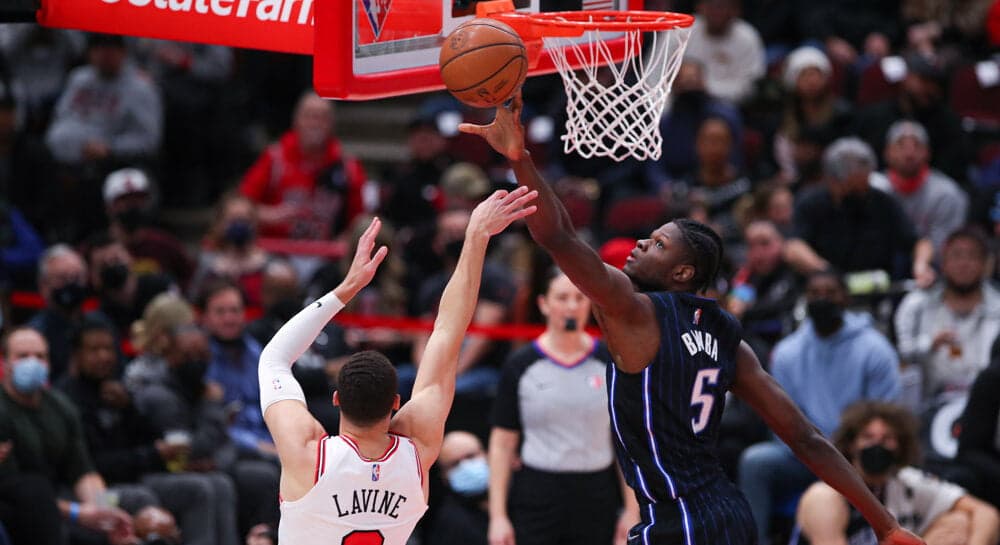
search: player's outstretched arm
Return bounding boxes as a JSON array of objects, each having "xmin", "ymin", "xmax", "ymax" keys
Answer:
[
  {"xmin": 458, "ymin": 93, "xmax": 645, "ymax": 320},
  {"xmin": 391, "ymin": 188, "xmax": 537, "ymax": 469},
  {"xmin": 730, "ymin": 342, "xmax": 925, "ymax": 545},
  {"xmin": 259, "ymin": 218, "xmax": 388, "ymax": 469}
]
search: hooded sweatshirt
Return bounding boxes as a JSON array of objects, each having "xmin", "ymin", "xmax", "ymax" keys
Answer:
[{"xmin": 770, "ymin": 311, "xmax": 901, "ymax": 437}]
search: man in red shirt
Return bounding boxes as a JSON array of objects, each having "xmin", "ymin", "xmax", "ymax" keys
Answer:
[{"xmin": 239, "ymin": 92, "xmax": 366, "ymax": 239}]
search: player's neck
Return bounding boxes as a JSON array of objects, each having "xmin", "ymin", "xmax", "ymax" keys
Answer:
[{"xmin": 339, "ymin": 421, "xmax": 393, "ymax": 458}]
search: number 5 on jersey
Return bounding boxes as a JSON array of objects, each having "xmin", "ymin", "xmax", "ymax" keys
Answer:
[{"xmin": 690, "ymin": 368, "xmax": 720, "ymax": 433}]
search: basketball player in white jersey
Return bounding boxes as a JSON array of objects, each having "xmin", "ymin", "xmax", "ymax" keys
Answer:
[{"xmin": 258, "ymin": 187, "xmax": 538, "ymax": 545}]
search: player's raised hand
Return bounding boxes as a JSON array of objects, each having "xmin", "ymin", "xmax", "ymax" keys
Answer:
[
  {"xmin": 468, "ymin": 186, "xmax": 538, "ymax": 239},
  {"xmin": 342, "ymin": 217, "xmax": 389, "ymax": 291},
  {"xmin": 879, "ymin": 526, "xmax": 925, "ymax": 545},
  {"xmin": 458, "ymin": 91, "xmax": 527, "ymax": 161}
]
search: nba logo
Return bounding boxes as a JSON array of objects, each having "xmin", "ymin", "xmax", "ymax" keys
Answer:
[
  {"xmin": 693, "ymin": 309, "xmax": 702, "ymax": 325},
  {"xmin": 588, "ymin": 375, "xmax": 604, "ymax": 389},
  {"xmin": 371, "ymin": 464, "xmax": 380, "ymax": 482},
  {"xmin": 361, "ymin": 0, "xmax": 393, "ymax": 40}
]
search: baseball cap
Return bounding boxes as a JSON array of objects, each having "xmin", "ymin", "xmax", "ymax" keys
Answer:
[
  {"xmin": 885, "ymin": 120, "xmax": 929, "ymax": 147},
  {"xmin": 103, "ymin": 168, "xmax": 151, "ymax": 203}
]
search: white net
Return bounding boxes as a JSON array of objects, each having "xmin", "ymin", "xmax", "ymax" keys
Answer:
[{"xmin": 542, "ymin": 19, "xmax": 691, "ymax": 162}]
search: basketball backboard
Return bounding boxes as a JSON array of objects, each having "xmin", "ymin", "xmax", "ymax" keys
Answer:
[{"xmin": 314, "ymin": 0, "xmax": 643, "ymax": 101}]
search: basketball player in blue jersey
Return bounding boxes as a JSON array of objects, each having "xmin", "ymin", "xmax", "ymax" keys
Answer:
[{"xmin": 460, "ymin": 93, "xmax": 924, "ymax": 545}]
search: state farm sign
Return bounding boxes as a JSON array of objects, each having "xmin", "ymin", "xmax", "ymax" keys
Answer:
[{"xmin": 37, "ymin": 0, "xmax": 313, "ymax": 54}]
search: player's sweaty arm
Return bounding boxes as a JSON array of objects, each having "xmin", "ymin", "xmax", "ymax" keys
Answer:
[
  {"xmin": 391, "ymin": 188, "xmax": 537, "ymax": 467},
  {"xmin": 731, "ymin": 342, "xmax": 925, "ymax": 545},
  {"xmin": 259, "ymin": 218, "xmax": 388, "ymax": 462},
  {"xmin": 458, "ymin": 93, "xmax": 642, "ymax": 320}
]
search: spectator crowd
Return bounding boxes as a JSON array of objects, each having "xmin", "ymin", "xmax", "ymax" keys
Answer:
[{"xmin": 2, "ymin": 0, "xmax": 1000, "ymax": 544}]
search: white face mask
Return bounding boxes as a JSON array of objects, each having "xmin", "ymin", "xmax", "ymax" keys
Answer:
[
  {"xmin": 447, "ymin": 456, "xmax": 489, "ymax": 496},
  {"xmin": 11, "ymin": 357, "xmax": 48, "ymax": 394}
]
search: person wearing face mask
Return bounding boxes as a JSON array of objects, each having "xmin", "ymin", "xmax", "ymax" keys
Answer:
[
  {"xmin": 894, "ymin": 227, "xmax": 1000, "ymax": 404},
  {"xmin": 59, "ymin": 318, "xmax": 240, "ymax": 545},
  {"xmin": 103, "ymin": 168, "xmax": 194, "ymax": 290},
  {"xmin": 189, "ymin": 193, "xmax": 270, "ymax": 308},
  {"xmin": 426, "ymin": 431, "xmax": 491, "ymax": 545},
  {"xmin": 796, "ymin": 401, "xmax": 999, "ymax": 545},
  {"xmin": 645, "ymin": 60, "xmax": 743, "ymax": 188},
  {"xmin": 0, "ymin": 327, "xmax": 138, "ymax": 545},
  {"xmin": 739, "ymin": 270, "xmax": 902, "ymax": 543},
  {"xmin": 126, "ymin": 306, "xmax": 280, "ymax": 539},
  {"xmin": 488, "ymin": 269, "xmax": 638, "ymax": 545},
  {"xmin": 784, "ymin": 138, "xmax": 936, "ymax": 289},
  {"xmin": 28, "ymin": 243, "xmax": 105, "ymax": 381},
  {"xmin": 239, "ymin": 91, "xmax": 366, "ymax": 240},
  {"xmin": 87, "ymin": 233, "xmax": 175, "ymax": 342}
]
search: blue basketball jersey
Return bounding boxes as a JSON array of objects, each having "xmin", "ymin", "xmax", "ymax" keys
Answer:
[{"xmin": 608, "ymin": 291, "xmax": 743, "ymax": 503}]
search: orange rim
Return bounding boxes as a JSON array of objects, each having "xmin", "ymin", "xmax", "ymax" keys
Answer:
[{"xmin": 486, "ymin": 9, "xmax": 694, "ymax": 39}]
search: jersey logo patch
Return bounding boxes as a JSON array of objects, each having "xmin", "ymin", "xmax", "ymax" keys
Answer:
[
  {"xmin": 371, "ymin": 463, "xmax": 380, "ymax": 482},
  {"xmin": 693, "ymin": 309, "xmax": 702, "ymax": 325},
  {"xmin": 271, "ymin": 377, "xmax": 283, "ymax": 390},
  {"xmin": 361, "ymin": 0, "xmax": 393, "ymax": 41}
]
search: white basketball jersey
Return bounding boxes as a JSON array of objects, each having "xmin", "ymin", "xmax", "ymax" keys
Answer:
[{"xmin": 279, "ymin": 434, "xmax": 428, "ymax": 545}]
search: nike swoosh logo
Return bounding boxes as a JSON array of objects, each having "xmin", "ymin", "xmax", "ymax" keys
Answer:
[{"xmin": 315, "ymin": 301, "xmax": 323, "ymax": 308}]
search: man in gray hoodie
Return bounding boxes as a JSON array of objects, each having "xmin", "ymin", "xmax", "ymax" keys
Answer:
[
  {"xmin": 739, "ymin": 269, "xmax": 902, "ymax": 544},
  {"xmin": 46, "ymin": 33, "xmax": 162, "ymax": 167}
]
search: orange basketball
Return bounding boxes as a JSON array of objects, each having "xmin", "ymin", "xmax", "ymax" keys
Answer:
[{"xmin": 439, "ymin": 18, "xmax": 528, "ymax": 108}]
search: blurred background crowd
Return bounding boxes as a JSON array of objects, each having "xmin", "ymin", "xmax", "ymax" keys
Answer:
[{"xmin": 1, "ymin": 0, "xmax": 1000, "ymax": 544}]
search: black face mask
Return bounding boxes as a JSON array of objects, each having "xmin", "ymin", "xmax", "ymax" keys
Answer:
[
  {"xmin": 52, "ymin": 282, "xmax": 87, "ymax": 311},
  {"xmin": 100, "ymin": 263, "xmax": 130, "ymax": 291},
  {"xmin": 564, "ymin": 318, "xmax": 578, "ymax": 331},
  {"xmin": 114, "ymin": 207, "xmax": 153, "ymax": 233},
  {"xmin": 859, "ymin": 444, "xmax": 897, "ymax": 476},
  {"xmin": 807, "ymin": 299, "xmax": 843, "ymax": 334},
  {"xmin": 173, "ymin": 360, "xmax": 208, "ymax": 395},
  {"xmin": 673, "ymin": 90, "xmax": 708, "ymax": 111},
  {"xmin": 223, "ymin": 220, "xmax": 254, "ymax": 247}
]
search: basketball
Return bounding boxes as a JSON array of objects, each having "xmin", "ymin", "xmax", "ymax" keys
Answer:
[{"xmin": 439, "ymin": 18, "xmax": 528, "ymax": 108}]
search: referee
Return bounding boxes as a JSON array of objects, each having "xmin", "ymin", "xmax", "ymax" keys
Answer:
[{"xmin": 488, "ymin": 269, "xmax": 638, "ymax": 545}]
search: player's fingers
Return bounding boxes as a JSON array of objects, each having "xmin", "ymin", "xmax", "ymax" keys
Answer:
[
  {"xmin": 511, "ymin": 205, "xmax": 537, "ymax": 220},
  {"xmin": 369, "ymin": 245, "xmax": 389, "ymax": 269},
  {"xmin": 357, "ymin": 217, "xmax": 380, "ymax": 252},
  {"xmin": 498, "ymin": 185, "xmax": 528, "ymax": 205},
  {"xmin": 511, "ymin": 91, "xmax": 524, "ymax": 117},
  {"xmin": 506, "ymin": 188, "xmax": 537, "ymax": 209},
  {"xmin": 458, "ymin": 123, "xmax": 486, "ymax": 135}
]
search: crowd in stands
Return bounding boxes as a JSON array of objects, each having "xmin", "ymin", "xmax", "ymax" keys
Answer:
[{"xmin": 1, "ymin": 0, "xmax": 1000, "ymax": 543}]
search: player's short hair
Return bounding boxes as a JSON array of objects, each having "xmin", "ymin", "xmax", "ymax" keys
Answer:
[
  {"xmin": 832, "ymin": 401, "xmax": 921, "ymax": 467},
  {"xmin": 337, "ymin": 351, "xmax": 398, "ymax": 426},
  {"xmin": 674, "ymin": 219, "xmax": 723, "ymax": 294}
]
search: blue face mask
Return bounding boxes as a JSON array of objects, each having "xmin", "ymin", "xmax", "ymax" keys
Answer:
[
  {"xmin": 447, "ymin": 456, "xmax": 489, "ymax": 496},
  {"xmin": 11, "ymin": 357, "xmax": 48, "ymax": 394}
]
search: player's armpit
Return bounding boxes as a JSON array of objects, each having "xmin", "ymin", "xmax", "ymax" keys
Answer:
[{"xmin": 264, "ymin": 401, "xmax": 326, "ymax": 465}]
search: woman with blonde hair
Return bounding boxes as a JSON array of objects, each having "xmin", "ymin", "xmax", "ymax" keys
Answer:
[{"xmin": 124, "ymin": 292, "xmax": 198, "ymax": 393}]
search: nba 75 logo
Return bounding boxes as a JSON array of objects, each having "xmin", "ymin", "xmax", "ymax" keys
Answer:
[
  {"xmin": 371, "ymin": 464, "xmax": 380, "ymax": 482},
  {"xmin": 362, "ymin": 0, "xmax": 393, "ymax": 41}
]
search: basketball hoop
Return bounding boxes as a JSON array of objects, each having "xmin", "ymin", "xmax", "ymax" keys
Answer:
[{"xmin": 480, "ymin": 2, "xmax": 694, "ymax": 162}]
